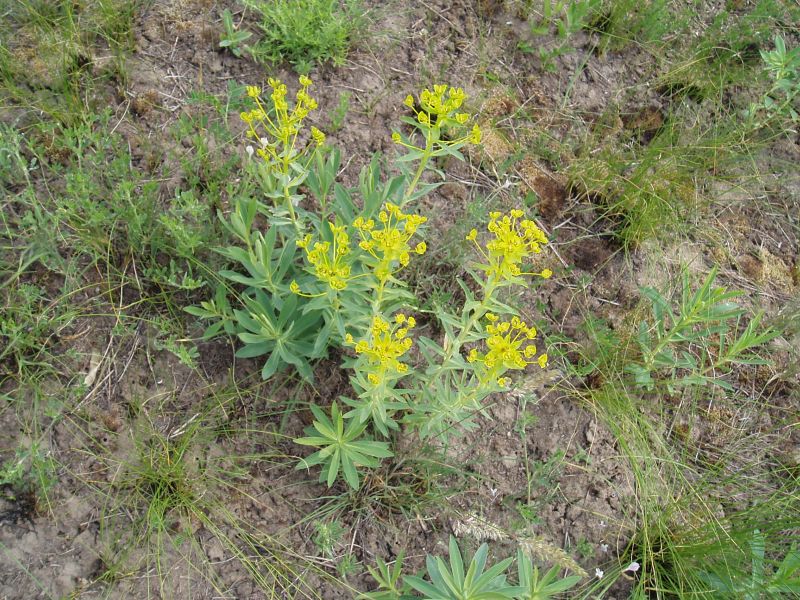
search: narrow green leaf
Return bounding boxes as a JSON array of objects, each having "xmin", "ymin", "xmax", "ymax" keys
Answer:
[{"xmin": 320, "ymin": 449, "xmax": 338, "ymax": 486}]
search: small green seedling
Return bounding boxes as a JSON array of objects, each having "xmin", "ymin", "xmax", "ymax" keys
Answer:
[
  {"xmin": 516, "ymin": 549, "xmax": 582, "ymax": 599},
  {"xmin": 405, "ymin": 536, "xmax": 521, "ymax": 599},
  {"xmin": 219, "ymin": 9, "xmax": 252, "ymax": 57},
  {"xmin": 295, "ymin": 402, "xmax": 393, "ymax": 489},
  {"xmin": 360, "ymin": 539, "xmax": 583, "ymax": 599},
  {"xmin": 746, "ymin": 34, "xmax": 800, "ymax": 129}
]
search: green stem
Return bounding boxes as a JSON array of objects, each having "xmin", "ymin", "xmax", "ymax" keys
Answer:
[
  {"xmin": 430, "ymin": 277, "xmax": 499, "ymax": 381},
  {"xmin": 402, "ymin": 125, "xmax": 436, "ymax": 205},
  {"xmin": 371, "ymin": 279, "xmax": 387, "ymax": 322},
  {"xmin": 371, "ymin": 372, "xmax": 388, "ymax": 427},
  {"xmin": 642, "ymin": 313, "xmax": 698, "ymax": 370},
  {"xmin": 282, "ymin": 180, "xmax": 300, "ymax": 233},
  {"xmin": 278, "ymin": 129, "xmax": 300, "ymax": 232}
]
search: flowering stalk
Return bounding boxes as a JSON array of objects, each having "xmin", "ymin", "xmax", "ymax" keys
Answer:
[
  {"xmin": 391, "ymin": 85, "xmax": 481, "ymax": 205},
  {"xmin": 241, "ymin": 77, "xmax": 326, "ymax": 230},
  {"xmin": 342, "ymin": 314, "xmax": 416, "ymax": 436},
  {"xmin": 442, "ymin": 210, "xmax": 551, "ymax": 369},
  {"xmin": 406, "ymin": 209, "xmax": 553, "ymax": 438}
]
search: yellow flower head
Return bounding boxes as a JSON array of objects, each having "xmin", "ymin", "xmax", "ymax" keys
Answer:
[
  {"xmin": 467, "ymin": 209, "xmax": 549, "ymax": 282},
  {"xmin": 240, "ymin": 77, "xmax": 321, "ymax": 176},
  {"xmin": 299, "ymin": 222, "xmax": 353, "ymax": 291},
  {"xmin": 417, "ymin": 85, "xmax": 467, "ymax": 116},
  {"xmin": 347, "ymin": 313, "xmax": 416, "ymax": 377},
  {"xmin": 355, "ymin": 203, "xmax": 427, "ymax": 282},
  {"xmin": 470, "ymin": 124, "xmax": 482, "ymax": 144},
  {"xmin": 371, "ymin": 315, "xmax": 390, "ymax": 335},
  {"xmin": 310, "ymin": 126, "xmax": 326, "ymax": 146},
  {"xmin": 468, "ymin": 315, "xmax": 548, "ymax": 387},
  {"xmin": 398, "ymin": 85, "xmax": 480, "ymax": 150}
]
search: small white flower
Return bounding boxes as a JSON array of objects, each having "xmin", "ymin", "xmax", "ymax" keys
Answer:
[
  {"xmin": 245, "ymin": 145, "xmax": 254, "ymax": 158},
  {"xmin": 600, "ymin": 543, "xmax": 609, "ymax": 553},
  {"xmin": 625, "ymin": 561, "xmax": 640, "ymax": 573},
  {"xmin": 595, "ymin": 568, "xmax": 604, "ymax": 579},
  {"xmin": 260, "ymin": 136, "xmax": 269, "ymax": 147}
]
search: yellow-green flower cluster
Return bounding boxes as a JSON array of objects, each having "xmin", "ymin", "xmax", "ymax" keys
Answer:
[
  {"xmin": 354, "ymin": 202, "xmax": 427, "ymax": 281},
  {"xmin": 467, "ymin": 314, "xmax": 548, "ymax": 387},
  {"xmin": 240, "ymin": 77, "xmax": 324, "ymax": 171},
  {"xmin": 345, "ymin": 314, "xmax": 416, "ymax": 383},
  {"xmin": 466, "ymin": 209, "xmax": 552, "ymax": 282},
  {"xmin": 392, "ymin": 84, "xmax": 481, "ymax": 147},
  {"xmin": 292, "ymin": 222, "xmax": 352, "ymax": 292},
  {"xmin": 418, "ymin": 85, "xmax": 466, "ymax": 115}
]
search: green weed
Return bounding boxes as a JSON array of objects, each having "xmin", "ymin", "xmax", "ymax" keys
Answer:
[
  {"xmin": 745, "ymin": 34, "xmax": 800, "ymax": 131},
  {"xmin": 310, "ymin": 449, "xmax": 474, "ymax": 533},
  {"xmin": 2, "ymin": 95, "xmax": 235, "ymax": 301},
  {"xmin": 243, "ymin": 0, "xmax": 365, "ymax": 73},
  {"xmin": 295, "ymin": 401, "xmax": 392, "ymax": 489},
  {"xmin": 312, "ymin": 519, "xmax": 346, "ymax": 559},
  {"xmin": 656, "ymin": 0, "xmax": 796, "ymax": 103},
  {"xmin": 555, "ymin": 262, "xmax": 795, "ymax": 598},
  {"xmin": 511, "ymin": 450, "xmax": 565, "ymax": 529},
  {"xmin": 590, "ymin": 0, "xmax": 677, "ymax": 53},
  {"xmin": 517, "ymin": 0, "xmax": 602, "ymax": 72},
  {"xmin": 567, "ymin": 118, "xmax": 699, "ymax": 248},
  {"xmin": 0, "ymin": 439, "xmax": 56, "ymax": 511},
  {"xmin": 405, "ymin": 537, "xmax": 520, "ymax": 599},
  {"xmin": 191, "ymin": 80, "xmax": 555, "ymax": 492},
  {"xmin": 0, "ymin": 283, "xmax": 76, "ymax": 377},
  {"xmin": 624, "ymin": 267, "xmax": 779, "ymax": 391},
  {"xmin": 65, "ymin": 385, "xmax": 347, "ymax": 597},
  {"xmin": 360, "ymin": 537, "xmax": 582, "ymax": 599},
  {"xmin": 219, "ymin": 8, "xmax": 252, "ymax": 58},
  {"xmin": 172, "ymin": 95, "xmax": 246, "ymax": 207},
  {"xmin": 698, "ymin": 530, "xmax": 800, "ymax": 598},
  {"xmin": 328, "ymin": 90, "xmax": 352, "ymax": 133},
  {"xmin": 0, "ymin": 0, "xmax": 136, "ymax": 122},
  {"xmin": 516, "ymin": 554, "xmax": 583, "ymax": 599}
]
